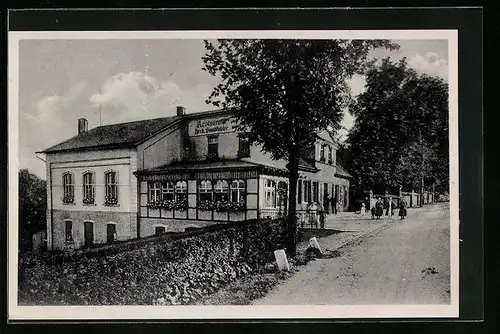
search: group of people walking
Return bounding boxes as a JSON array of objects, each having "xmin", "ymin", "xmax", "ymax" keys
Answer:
[
  {"xmin": 304, "ymin": 193, "xmax": 340, "ymax": 229},
  {"xmin": 362, "ymin": 197, "xmax": 407, "ymax": 220}
]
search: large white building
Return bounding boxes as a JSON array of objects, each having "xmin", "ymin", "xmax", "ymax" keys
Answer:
[{"xmin": 39, "ymin": 107, "xmax": 352, "ymax": 251}]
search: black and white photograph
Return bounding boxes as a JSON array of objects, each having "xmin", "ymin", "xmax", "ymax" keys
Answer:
[{"xmin": 8, "ymin": 27, "xmax": 459, "ymax": 320}]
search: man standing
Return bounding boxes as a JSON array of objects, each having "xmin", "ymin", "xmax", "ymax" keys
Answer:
[{"xmin": 331, "ymin": 192, "xmax": 338, "ymax": 214}]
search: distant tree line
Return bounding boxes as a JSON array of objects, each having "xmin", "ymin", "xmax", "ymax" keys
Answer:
[
  {"xmin": 19, "ymin": 169, "xmax": 47, "ymax": 253},
  {"xmin": 343, "ymin": 58, "xmax": 449, "ymax": 201}
]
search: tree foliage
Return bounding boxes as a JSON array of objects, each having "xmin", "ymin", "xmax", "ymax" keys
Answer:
[
  {"xmin": 19, "ymin": 169, "xmax": 47, "ymax": 251},
  {"xmin": 345, "ymin": 58, "xmax": 449, "ymax": 195},
  {"xmin": 202, "ymin": 39, "xmax": 398, "ymax": 254}
]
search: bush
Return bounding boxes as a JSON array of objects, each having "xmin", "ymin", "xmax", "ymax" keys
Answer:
[{"xmin": 19, "ymin": 219, "xmax": 288, "ymax": 305}]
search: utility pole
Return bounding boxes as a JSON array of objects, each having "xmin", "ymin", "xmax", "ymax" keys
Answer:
[{"xmin": 419, "ymin": 129, "xmax": 424, "ymax": 207}]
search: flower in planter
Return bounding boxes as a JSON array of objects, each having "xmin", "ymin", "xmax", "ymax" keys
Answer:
[
  {"xmin": 174, "ymin": 199, "xmax": 188, "ymax": 211},
  {"xmin": 62, "ymin": 195, "xmax": 74, "ymax": 204},
  {"xmin": 105, "ymin": 197, "xmax": 118, "ymax": 206},
  {"xmin": 83, "ymin": 197, "xmax": 94, "ymax": 205},
  {"xmin": 197, "ymin": 200, "xmax": 214, "ymax": 211}
]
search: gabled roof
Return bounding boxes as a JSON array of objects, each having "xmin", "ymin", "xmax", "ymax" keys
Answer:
[
  {"xmin": 335, "ymin": 164, "xmax": 354, "ymax": 179},
  {"xmin": 38, "ymin": 108, "xmax": 233, "ymax": 154},
  {"xmin": 39, "ymin": 116, "xmax": 181, "ymax": 153}
]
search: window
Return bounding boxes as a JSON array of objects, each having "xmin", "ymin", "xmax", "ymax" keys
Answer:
[
  {"xmin": 264, "ymin": 179, "xmax": 276, "ymax": 208},
  {"xmin": 106, "ymin": 223, "xmax": 116, "ymax": 243},
  {"xmin": 155, "ymin": 226, "xmax": 166, "ymax": 236},
  {"xmin": 320, "ymin": 144, "xmax": 326, "ymax": 161},
  {"xmin": 149, "ymin": 182, "xmax": 162, "ymax": 202},
  {"xmin": 297, "ymin": 180, "xmax": 303, "ymax": 204},
  {"xmin": 214, "ymin": 180, "xmax": 229, "ymax": 202},
  {"xmin": 238, "ymin": 137, "xmax": 251, "ymax": 157},
  {"xmin": 104, "ymin": 171, "xmax": 119, "ymax": 205},
  {"xmin": 175, "ymin": 181, "xmax": 187, "ymax": 202},
  {"xmin": 328, "ymin": 146, "xmax": 333, "ymax": 164},
  {"xmin": 82, "ymin": 172, "xmax": 95, "ymax": 204},
  {"xmin": 230, "ymin": 180, "xmax": 245, "ymax": 203},
  {"xmin": 62, "ymin": 172, "xmax": 74, "ymax": 204},
  {"xmin": 207, "ymin": 135, "xmax": 219, "ymax": 158},
  {"xmin": 198, "ymin": 180, "xmax": 213, "ymax": 202},
  {"xmin": 304, "ymin": 180, "xmax": 311, "ymax": 203},
  {"xmin": 65, "ymin": 220, "xmax": 73, "ymax": 242},
  {"xmin": 161, "ymin": 181, "xmax": 174, "ymax": 201},
  {"xmin": 313, "ymin": 181, "xmax": 319, "ymax": 203}
]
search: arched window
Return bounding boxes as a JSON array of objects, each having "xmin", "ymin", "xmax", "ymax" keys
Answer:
[
  {"xmin": 62, "ymin": 172, "xmax": 74, "ymax": 204},
  {"xmin": 214, "ymin": 180, "xmax": 228, "ymax": 202},
  {"xmin": 264, "ymin": 179, "xmax": 276, "ymax": 208},
  {"xmin": 199, "ymin": 180, "xmax": 213, "ymax": 202},
  {"xmin": 175, "ymin": 181, "xmax": 187, "ymax": 202},
  {"xmin": 82, "ymin": 172, "xmax": 95, "ymax": 204},
  {"xmin": 230, "ymin": 180, "xmax": 246, "ymax": 203},
  {"xmin": 104, "ymin": 171, "xmax": 119, "ymax": 205},
  {"xmin": 161, "ymin": 181, "xmax": 174, "ymax": 201}
]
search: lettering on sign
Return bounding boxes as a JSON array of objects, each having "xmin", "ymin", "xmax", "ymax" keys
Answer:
[{"xmin": 188, "ymin": 117, "xmax": 239, "ymax": 137}]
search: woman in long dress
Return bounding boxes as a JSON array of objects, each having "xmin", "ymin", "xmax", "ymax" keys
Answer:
[
  {"xmin": 399, "ymin": 200, "xmax": 407, "ymax": 219},
  {"xmin": 375, "ymin": 198, "xmax": 384, "ymax": 219}
]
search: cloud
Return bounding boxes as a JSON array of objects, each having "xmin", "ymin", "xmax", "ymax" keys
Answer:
[
  {"xmin": 30, "ymin": 80, "xmax": 88, "ymax": 126},
  {"xmin": 89, "ymin": 72, "xmax": 182, "ymax": 120},
  {"xmin": 407, "ymin": 52, "xmax": 448, "ymax": 80}
]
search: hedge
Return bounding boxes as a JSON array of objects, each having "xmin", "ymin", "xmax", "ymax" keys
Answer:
[{"xmin": 18, "ymin": 218, "xmax": 288, "ymax": 305}]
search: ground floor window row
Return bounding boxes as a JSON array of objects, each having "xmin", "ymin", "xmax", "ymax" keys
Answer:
[
  {"xmin": 64, "ymin": 219, "xmax": 117, "ymax": 247},
  {"xmin": 297, "ymin": 179, "xmax": 349, "ymax": 208},
  {"xmin": 147, "ymin": 179, "xmax": 249, "ymax": 213}
]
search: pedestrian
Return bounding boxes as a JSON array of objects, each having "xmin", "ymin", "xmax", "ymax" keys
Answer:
[
  {"xmin": 307, "ymin": 201, "xmax": 318, "ymax": 228},
  {"xmin": 391, "ymin": 198, "xmax": 397, "ymax": 217},
  {"xmin": 399, "ymin": 200, "xmax": 407, "ymax": 219},
  {"xmin": 371, "ymin": 206, "xmax": 376, "ymax": 219},
  {"xmin": 375, "ymin": 197, "xmax": 384, "ymax": 219},
  {"xmin": 360, "ymin": 202, "xmax": 366, "ymax": 218},
  {"xmin": 318, "ymin": 203, "xmax": 326, "ymax": 229},
  {"xmin": 384, "ymin": 198, "xmax": 390, "ymax": 216},
  {"xmin": 331, "ymin": 193, "xmax": 338, "ymax": 214},
  {"xmin": 324, "ymin": 194, "xmax": 330, "ymax": 215}
]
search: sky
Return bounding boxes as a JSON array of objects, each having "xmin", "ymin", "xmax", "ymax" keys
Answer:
[{"xmin": 17, "ymin": 39, "xmax": 448, "ymax": 179}]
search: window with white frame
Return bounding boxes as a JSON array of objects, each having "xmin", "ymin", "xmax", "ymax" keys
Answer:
[
  {"xmin": 328, "ymin": 146, "xmax": 333, "ymax": 164},
  {"xmin": 214, "ymin": 180, "xmax": 229, "ymax": 202},
  {"xmin": 264, "ymin": 179, "xmax": 277, "ymax": 208},
  {"xmin": 175, "ymin": 181, "xmax": 188, "ymax": 202},
  {"xmin": 104, "ymin": 171, "xmax": 119, "ymax": 205},
  {"xmin": 198, "ymin": 180, "xmax": 213, "ymax": 202},
  {"xmin": 161, "ymin": 181, "xmax": 175, "ymax": 201},
  {"xmin": 62, "ymin": 172, "xmax": 74, "ymax": 204},
  {"xmin": 82, "ymin": 172, "xmax": 95, "ymax": 204},
  {"xmin": 320, "ymin": 144, "xmax": 326, "ymax": 161},
  {"xmin": 230, "ymin": 180, "xmax": 245, "ymax": 203},
  {"xmin": 149, "ymin": 182, "xmax": 162, "ymax": 202}
]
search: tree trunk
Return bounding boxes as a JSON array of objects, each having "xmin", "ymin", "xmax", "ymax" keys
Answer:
[{"xmin": 286, "ymin": 151, "xmax": 300, "ymax": 257}]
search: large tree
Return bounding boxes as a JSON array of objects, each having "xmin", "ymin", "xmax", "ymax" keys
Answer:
[
  {"xmin": 346, "ymin": 57, "xmax": 449, "ymax": 199},
  {"xmin": 19, "ymin": 169, "xmax": 47, "ymax": 252},
  {"xmin": 202, "ymin": 39, "xmax": 398, "ymax": 255}
]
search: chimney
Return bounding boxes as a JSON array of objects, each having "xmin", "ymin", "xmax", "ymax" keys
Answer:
[
  {"xmin": 78, "ymin": 118, "xmax": 88, "ymax": 134},
  {"xmin": 176, "ymin": 106, "xmax": 186, "ymax": 116}
]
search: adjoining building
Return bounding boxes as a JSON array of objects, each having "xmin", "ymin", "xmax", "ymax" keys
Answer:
[{"xmin": 39, "ymin": 107, "xmax": 353, "ymax": 251}]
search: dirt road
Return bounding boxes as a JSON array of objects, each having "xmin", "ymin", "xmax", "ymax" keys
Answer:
[{"xmin": 254, "ymin": 203, "xmax": 451, "ymax": 305}]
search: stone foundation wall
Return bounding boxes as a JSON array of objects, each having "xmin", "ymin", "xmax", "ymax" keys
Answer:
[{"xmin": 51, "ymin": 210, "xmax": 137, "ymax": 251}]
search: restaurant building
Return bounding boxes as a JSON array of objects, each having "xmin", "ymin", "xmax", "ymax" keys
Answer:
[{"xmin": 40, "ymin": 107, "xmax": 352, "ymax": 251}]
